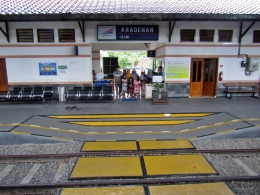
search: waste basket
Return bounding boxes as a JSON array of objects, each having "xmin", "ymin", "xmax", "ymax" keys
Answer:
[{"xmin": 58, "ymin": 87, "xmax": 65, "ymax": 101}]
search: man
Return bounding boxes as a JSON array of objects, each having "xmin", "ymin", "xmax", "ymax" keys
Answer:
[
  {"xmin": 131, "ymin": 69, "xmax": 139, "ymax": 80},
  {"xmin": 92, "ymin": 70, "xmax": 96, "ymax": 80},
  {"xmin": 157, "ymin": 66, "xmax": 164, "ymax": 82},
  {"xmin": 113, "ymin": 66, "xmax": 122, "ymax": 98}
]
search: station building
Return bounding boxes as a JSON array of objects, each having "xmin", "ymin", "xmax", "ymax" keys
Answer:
[{"xmin": 0, "ymin": 0, "xmax": 260, "ymax": 98}]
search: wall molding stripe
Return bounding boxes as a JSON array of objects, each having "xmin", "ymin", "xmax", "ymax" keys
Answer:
[
  {"xmin": 218, "ymin": 80, "xmax": 259, "ymax": 83},
  {"xmin": 165, "ymin": 80, "xmax": 190, "ymax": 84},
  {"xmin": 165, "ymin": 44, "xmax": 260, "ymax": 47},
  {"xmin": 1, "ymin": 55, "xmax": 91, "ymax": 58},
  {"xmin": 0, "ymin": 44, "xmax": 91, "ymax": 47},
  {"xmin": 92, "ymin": 58, "xmax": 100, "ymax": 60},
  {"xmin": 92, "ymin": 51, "xmax": 100, "ymax": 53},
  {"xmin": 8, "ymin": 82, "xmax": 92, "ymax": 85},
  {"xmin": 155, "ymin": 45, "xmax": 165, "ymax": 51},
  {"xmin": 155, "ymin": 44, "xmax": 260, "ymax": 51},
  {"xmin": 155, "ymin": 55, "xmax": 260, "ymax": 58}
]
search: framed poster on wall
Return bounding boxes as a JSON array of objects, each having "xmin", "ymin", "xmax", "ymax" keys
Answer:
[
  {"xmin": 39, "ymin": 62, "xmax": 57, "ymax": 76},
  {"xmin": 165, "ymin": 58, "xmax": 191, "ymax": 80}
]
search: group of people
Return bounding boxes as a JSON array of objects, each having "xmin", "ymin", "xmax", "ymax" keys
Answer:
[{"xmin": 113, "ymin": 66, "xmax": 154, "ymax": 98}]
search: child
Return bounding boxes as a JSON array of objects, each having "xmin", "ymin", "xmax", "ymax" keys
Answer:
[
  {"xmin": 128, "ymin": 77, "xmax": 134, "ymax": 98},
  {"xmin": 121, "ymin": 74, "xmax": 128, "ymax": 98},
  {"xmin": 141, "ymin": 79, "xmax": 146, "ymax": 97},
  {"xmin": 134, "ymin": 76, "xmax": 140, "ymax": 98},
  {"xmin": 109, "ymin": 80, "xmax": 114, "ymax": 92}
]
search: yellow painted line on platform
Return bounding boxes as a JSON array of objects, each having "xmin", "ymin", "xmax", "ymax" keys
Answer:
[
  {"xmin": 61, "ymin": 186, "xmax": 145, "ymax": 195},
  {"xmin": 139, "ymin": 140, "xmax": 194, "ymax": 150},
  {"xmin": 52, "ymin": 136, "xmax": 73, "ymax": 141},
  {"xmin": 70, "ymin": 120, "xmax": 194, "ymax": 126},
  {"xmin": 49, "ymin": 113, "xmax": 213, "ymax": 119},
  {"xmin": 182, "ymin": 120, "xmax": 243, "ymax": 133},
  {"xmin": 144, "ymin": 154, "xmax": 217, "ymax": 175},
  {"xmin": 216, "ymin": 129, "xmax": 236, "ymax": 135},
  {"xmin": 11, "ymin": 131, "xmax": 31, "ymax": 135},
  {"xmin": 81, "ymin": 141, "xmax": 137, "ymax": 151},
  {"xmin": 149, "ymin": 182, "xmax": 234, "ymax": 195},
  {"xmin": 70, "ymin": 157, "xmax": 143, "ymax": 178}
]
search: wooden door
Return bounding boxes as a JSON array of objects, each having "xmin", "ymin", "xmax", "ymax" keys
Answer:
[
  {"xmin": 190, "ymin": 59, "xmax": 204, "ymax": 97},
  {"xmin": 0, "ymin": 59, "xmax": 8, "ymax": 91},
  {"xmin": 203, "ymin": 59, "xmax": 217, "ymax": 96}
]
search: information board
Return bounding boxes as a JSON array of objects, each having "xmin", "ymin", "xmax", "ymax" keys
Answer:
[
  {"xmin": 97, "ymin": 25, "xmax": 159, "ymax": 41},
  {"xmin": 39, "ymin": 62, "xmax": 57, "ymax": 76}
]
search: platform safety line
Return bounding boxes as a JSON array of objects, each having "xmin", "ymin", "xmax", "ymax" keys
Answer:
[
  {"xmin": 216, "ymin": 129, "xmax": 236, "ymax": 135},
  {"xmin": 181, "ymin": 120, "xmax": 243, "ymax": 133},
  {"xmin": 48, "ymin": 113, "xmax": 214, "ymax": 119},
  {"xmin": 52, "ymin": 136, "xmax": 73, "ymax": 141},
  {"xmin": 11, "ymin": 131, "xmax": 31, "ymax": 135},
  {"xmin": 70, "ymin": 120, "xmax": 195, "ymax": 126}
]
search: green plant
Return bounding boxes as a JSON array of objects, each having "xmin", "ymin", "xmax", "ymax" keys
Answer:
[{"xmin": 153, "ymin": 82, "xmax": 166, "ymax": 91}]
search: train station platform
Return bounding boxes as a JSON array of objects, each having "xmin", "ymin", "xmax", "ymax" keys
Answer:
[{"xmin": 0, "ymin": 97, "xmax": 260, "ymax": 144}]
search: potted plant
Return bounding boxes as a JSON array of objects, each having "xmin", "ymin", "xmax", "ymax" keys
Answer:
[
  {"xmin": 153, "ymin": 82, "xmax": 166, "ymax": 92},
  {"xmin": 152, "ymin": 82, "xmax": 168, "ymax": 104}
]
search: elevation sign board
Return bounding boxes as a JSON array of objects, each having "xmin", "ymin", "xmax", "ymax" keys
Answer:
[{"xmin": 97, "ymin": 25, "xmax": 159, "ymax": 41}]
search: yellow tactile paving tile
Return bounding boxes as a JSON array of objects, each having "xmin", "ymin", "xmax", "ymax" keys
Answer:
[
  {"xmin": 139, "ymin": 140, "xmax": 194, "ymax": 150},
  {"xmin": 49, "ymin": 113, "xmax": 213, "ymax": 119},
  {"xmin": 70, "ymin": 120, "xmax": 194, "ymax": 126},
  {"xmin": 144, "ymin": 154, "xmax": 217, "ymax": 175},
  {"xmin": 81, "ymin": 141, "xmax": 137, "ymax": 151},
  {"xmin": 70, "ymin": 157, "xmax": 142, "ymax": 179},
  {"xmin": 149, "ymin": 182, "xmax": 234, "ymax": 195},
  {"xmin": 60, "ymin": 186, "xmax": 145, "ymax": 195}
]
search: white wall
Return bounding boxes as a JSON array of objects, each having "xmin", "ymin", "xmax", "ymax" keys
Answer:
[
  {"xmin": 1, "ymin": 20, "xmax": 260, "ymax": 84},
  {"xmin": 6, "ymin": 58, "xmax": 92, "ymax": 84},
  {"xmin": 218, "ymin": 57, "xmax": 259, "ymax": 81},
  {"xmin": 1, "ymin": 21, "xmax": 260, "ymax": 46}
]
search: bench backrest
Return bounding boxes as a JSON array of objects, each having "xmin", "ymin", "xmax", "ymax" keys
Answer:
[{"xmin": 224, "ymin": 83, "xmax": 259, "ymax": 87}]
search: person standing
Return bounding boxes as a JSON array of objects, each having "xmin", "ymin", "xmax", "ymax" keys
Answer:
[
  {"xmin": 128, "ymin": 77, "xmax": 134, "ymax": 98},
  {"xmin": 121, "ymin": 74, "xmax": 128, "ymax": 98},
  {"xmin": 113, "ymin": 66, "xmax": 122, "ymax": 98},
  {"xmin": 133, "ymin": 76, "xmax": 140, "ymax": 98},
  {"xmin": 157, "ymin": 65, "xmax": 164, "ymax": 82},
  {"xmin": 147, "ymin": 69, "xmax": 153, "ymax": 83},
  {"xmin": 131, "ymin": 69, "xmax": 139, "ymax": 80}
]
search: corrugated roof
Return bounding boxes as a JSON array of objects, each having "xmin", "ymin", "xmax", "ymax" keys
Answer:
[{"xmin": 0, "ymin": 0, "xmax": 260, "ymax": 21}]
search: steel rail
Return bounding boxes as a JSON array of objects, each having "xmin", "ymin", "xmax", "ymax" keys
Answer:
[
  {"xmin": 0, "ymin": 149, "xmax": 259, "ymax": 159},
  {"xmin": 0, "ymin": 176, "xmax": 260, "ymax": 189}
]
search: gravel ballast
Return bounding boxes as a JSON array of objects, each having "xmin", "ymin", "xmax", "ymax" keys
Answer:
[{"xmin": 0, "ymin": 138, "xmax": 259, "ymax": 195}]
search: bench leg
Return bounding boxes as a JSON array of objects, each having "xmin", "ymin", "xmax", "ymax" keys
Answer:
[
  {"xmin": 226, "ymin": 92, "xmax": 232, "ymax": 99},
  {"xmin": 253, "ymin": 92, "xmax": 260, "ymax": 99}
]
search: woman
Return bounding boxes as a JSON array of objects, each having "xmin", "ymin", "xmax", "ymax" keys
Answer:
[{"xmin": 147, "ymin": 69, "xmax": 153, "ymax": 83}]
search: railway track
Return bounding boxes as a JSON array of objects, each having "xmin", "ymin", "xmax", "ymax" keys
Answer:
[{"xmin": 0, "ymin": 149, "xmax": 260, "ymax": 194}]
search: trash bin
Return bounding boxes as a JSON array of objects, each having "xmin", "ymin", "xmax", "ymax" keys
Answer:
[{"xmin": 58, "ymin": 87, "xmax": 65, "ymax": 102}]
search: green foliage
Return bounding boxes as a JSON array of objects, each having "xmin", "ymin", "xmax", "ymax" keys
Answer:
[
  {"xmin": 107, "ymin": 51, "xmax": 147, "ymax": 69},
  {"xmin": 153, "ymin": 82, "xmax": 166, "ymax": 91}
]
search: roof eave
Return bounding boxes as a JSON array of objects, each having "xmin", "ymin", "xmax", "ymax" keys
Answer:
[{"xmin": 1, "ymin": 13, "xmax": 260, "ymax": 22}]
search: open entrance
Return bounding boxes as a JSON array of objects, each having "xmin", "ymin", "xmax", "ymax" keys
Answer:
[
  {"xmin": 100, "ymin": 51, "xmax": 155, "ymax": 76},
  {"xmin": 0, "ymin": 59, "xmax": 8, "ymax": 91},
  {"xmin": 190, "ymin": 58, "xmax": 218, "ymax": 97}
]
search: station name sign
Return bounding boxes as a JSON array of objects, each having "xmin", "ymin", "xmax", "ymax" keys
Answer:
[{"xmin": 97, "ymin": 25, "xmax": 159, "ymax": 41}]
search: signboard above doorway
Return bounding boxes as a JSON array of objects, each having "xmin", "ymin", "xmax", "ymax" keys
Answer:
[
  {"xmin": 97, "ymin": 25, "xmax": 159, "ymax": 41},
  {"xmin": 147, "ymin": 50, "xmax": 156, "ymax": 57}
]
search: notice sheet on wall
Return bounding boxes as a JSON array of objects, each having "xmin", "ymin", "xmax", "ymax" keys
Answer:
[
  {"xmin": 39, "ymin": 62, "xmax": 57, "ymax": 76},
  {"xmin": 165, "ymin": 58, "xmax": 190, "ymax": 80}
]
